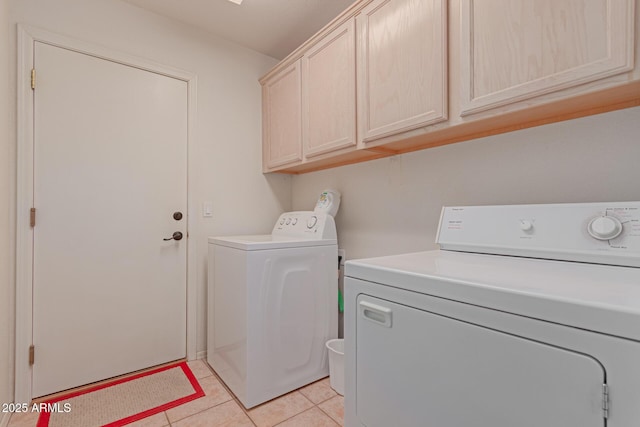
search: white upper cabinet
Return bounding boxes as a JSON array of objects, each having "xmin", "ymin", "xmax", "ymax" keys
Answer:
[
  {"xmin": 357, "ymin": 0, "xmax": 448, "ymax": 144},
  {"xmin": 302, "ymin": 19, "xmax": 357, "ymax": 158},
  {"xmin": 262, "ymin": 60, "xmax": 302, "ymax": 170},
  {"xmin": 260, "ymin": 0, "xmax": 638, "ymax": 173},
  {"xmin": 460, "ymin": 0, "xmax": 636, "ymax": 116}
]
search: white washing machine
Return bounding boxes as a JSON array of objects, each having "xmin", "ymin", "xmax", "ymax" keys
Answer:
[
  {"xmin": 345, "ymin": 202, "xmax": 640, "ymax": 427},
  {"xmin": 208, "ymin": 191, "xmax": 340, "ymax": 408}
]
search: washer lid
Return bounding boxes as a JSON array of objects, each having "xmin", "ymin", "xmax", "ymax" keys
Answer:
[
  {"xmin": 346, "ymin": 250, "xmax": 640, "ymax": 342},
  {"xmin": 208, "ymin": 234, "xmax": 337, "ymax": 250}
]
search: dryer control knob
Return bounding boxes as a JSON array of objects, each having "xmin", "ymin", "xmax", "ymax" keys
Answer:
[
  {"xmin": 588, "ymin": 216, "xmax": 622, "ymax": 240},
  {"xmin": 307, "ymin": 216, "xmax": 318, "ymax": 229},
  {"xmin": 519, "ymin": 220, "xmax": 533, "ymax": 232}
]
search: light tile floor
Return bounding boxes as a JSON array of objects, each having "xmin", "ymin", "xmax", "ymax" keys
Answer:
[{"xmin": 7, "ymin": 360, "xmax": 344, "ymax": 427}]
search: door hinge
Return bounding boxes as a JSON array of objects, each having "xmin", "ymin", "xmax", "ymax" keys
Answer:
[
  {"xmin": 31, "ymin": 69, "xmax": 36, "ymax": 90},
  {"xmin": 602, "ymin": 383, "xmax": 610, "ymax": 419},
  {"xmin": 30, "ymin": 208, "xmax": 36, "ymax": 227},
  {"xmin": 29, "ymin": 345, "xmax": 35, "ymax": 365}
]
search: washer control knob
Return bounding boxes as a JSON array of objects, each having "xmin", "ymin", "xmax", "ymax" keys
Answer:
[
  {"xmin": 519, "ymin": 220, "xmax": 533, "ymax": 232},
  {"xmin": 588, "ymin": 216, "xmax": 623, "ymax": 240},
  {"xmin": 292, "ymin": 218, "xmax": 298, "ymax": 225},
  {"xmin": 307, "ymin": 216, "xmax": 318, "ymax": 229},
  {"xmin": 286, "ymin": 218, "xmax": 291, "ymax": 225},
  {"xmin": 279, "ymin": 218, "xmax": 285, "ymax": 225}
]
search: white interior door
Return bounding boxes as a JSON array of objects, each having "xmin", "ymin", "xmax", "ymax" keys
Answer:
[{"xmin": 32, "ymin": 41, "xmax": 188, "ymax": 397}]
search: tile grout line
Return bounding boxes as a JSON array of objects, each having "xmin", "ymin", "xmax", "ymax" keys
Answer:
[
  {"xmin": 267, "ymin": 392, "xmax": 315, "ymax": 426},
  {"xmin": 243, "ymin": 380, "xmax": 336, "ymax": 426},
  {"xmin": 168, "ymin": 361, "xmax": 216, "ymax": 426},
  {"xmin": 300, "ymin": 391, "xmax": 338, "ymax": 406},
  {"xmin": 170, "ymin": 395, "xmax": 235, "ymax": 425},
  {"xmin": 316, "ymin": 396, "xmax": 343, "ymax": 426},
  {"xmin": 166, "ymin": 368, "xmax": 234, "ymax": 426},
  {"xmin": 202, "ymin": 366, "xmax": 258, "ymax": 424},
  {"xmin": 202, "ymin": 370, "xmax": 258, "ymax": 425},
  {"xmin": 197, "ymin": 365, "xmax": 259, "ymax": 426},
  {"xmin": 234, "ymin": 396, "xmax": 258, "ymax": 426},
  {"xmin": 272, "ymin": 405, "xmax": 338, "ymax": 427}
]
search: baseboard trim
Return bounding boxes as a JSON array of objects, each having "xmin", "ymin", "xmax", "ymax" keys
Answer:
[
  {"xmin": 196, "ymin": 350, "xmax": 207, "ymax": 360},
  {"xmin": 0, "ymin": 411, "xmax": 11, "ymax": 427}
]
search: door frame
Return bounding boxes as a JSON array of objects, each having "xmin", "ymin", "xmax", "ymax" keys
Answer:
[{"xmin": 15, "ymin": 24, "xmax": 198, "ymax": 403}]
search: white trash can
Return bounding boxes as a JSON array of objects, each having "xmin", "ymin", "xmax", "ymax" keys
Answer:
[{"xmin": 326, "ymin": 339, "xmax": 344, "ymax": 395}]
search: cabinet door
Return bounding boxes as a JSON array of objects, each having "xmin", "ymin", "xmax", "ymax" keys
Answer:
[
  {"xmin": 262, "ymin": 61, "xmax": 302, "ymax": 169},
  {"xmin": 357, "ymin": 0, "xmax": 448, "ymax": 144},
  {"xmin": 302, "ymin": 20, "xmax": 356, "ymax": 158},
  {"xmin": 460, "ymin": 0, "xmax": 635, "ymax": 116}
]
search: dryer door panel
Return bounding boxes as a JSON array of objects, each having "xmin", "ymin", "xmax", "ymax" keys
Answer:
[{"xmin": 355, "ymin": 294, "xmax": 605, "ymax": 427}]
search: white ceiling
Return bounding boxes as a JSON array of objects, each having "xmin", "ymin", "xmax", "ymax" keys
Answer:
[{"xmin": 123, "ymin": 0, "xmax": 356, "ymax": 59}]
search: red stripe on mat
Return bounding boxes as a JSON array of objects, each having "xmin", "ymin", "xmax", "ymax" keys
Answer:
[{"xmin": 36, "ymin": 361, "xmax": 205, "ymax": 427}]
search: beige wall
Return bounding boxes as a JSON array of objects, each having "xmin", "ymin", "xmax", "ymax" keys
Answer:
[
  {"xmin": 292, "ymin": 106, "xmax": 640, "ymax": 260},
  {"xmin": 1, "ymin": 0, "xmax": 14, "ymax": 416},
  {"xmin": 7, "ymin": 0, "xmax": 291, "ymax": 367}
]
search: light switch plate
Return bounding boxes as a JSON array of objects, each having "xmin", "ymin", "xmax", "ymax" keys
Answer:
[{"xmin": 203, "ymin": 201, "xmax": 213, "ymax": 218}]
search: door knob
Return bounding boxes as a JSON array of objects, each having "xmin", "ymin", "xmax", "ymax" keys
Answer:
[{"xmin": 163, "ymin": 231, "xmax": 183, "ymax": 241}]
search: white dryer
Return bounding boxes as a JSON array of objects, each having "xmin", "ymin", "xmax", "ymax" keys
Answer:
[
  {"xmin": 345, "ymin": 202, "xmax": 640, "ymax": 427},
  {"xmin": 208, "ymin": 207, "xmax": 339, "ymax": 408}
]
